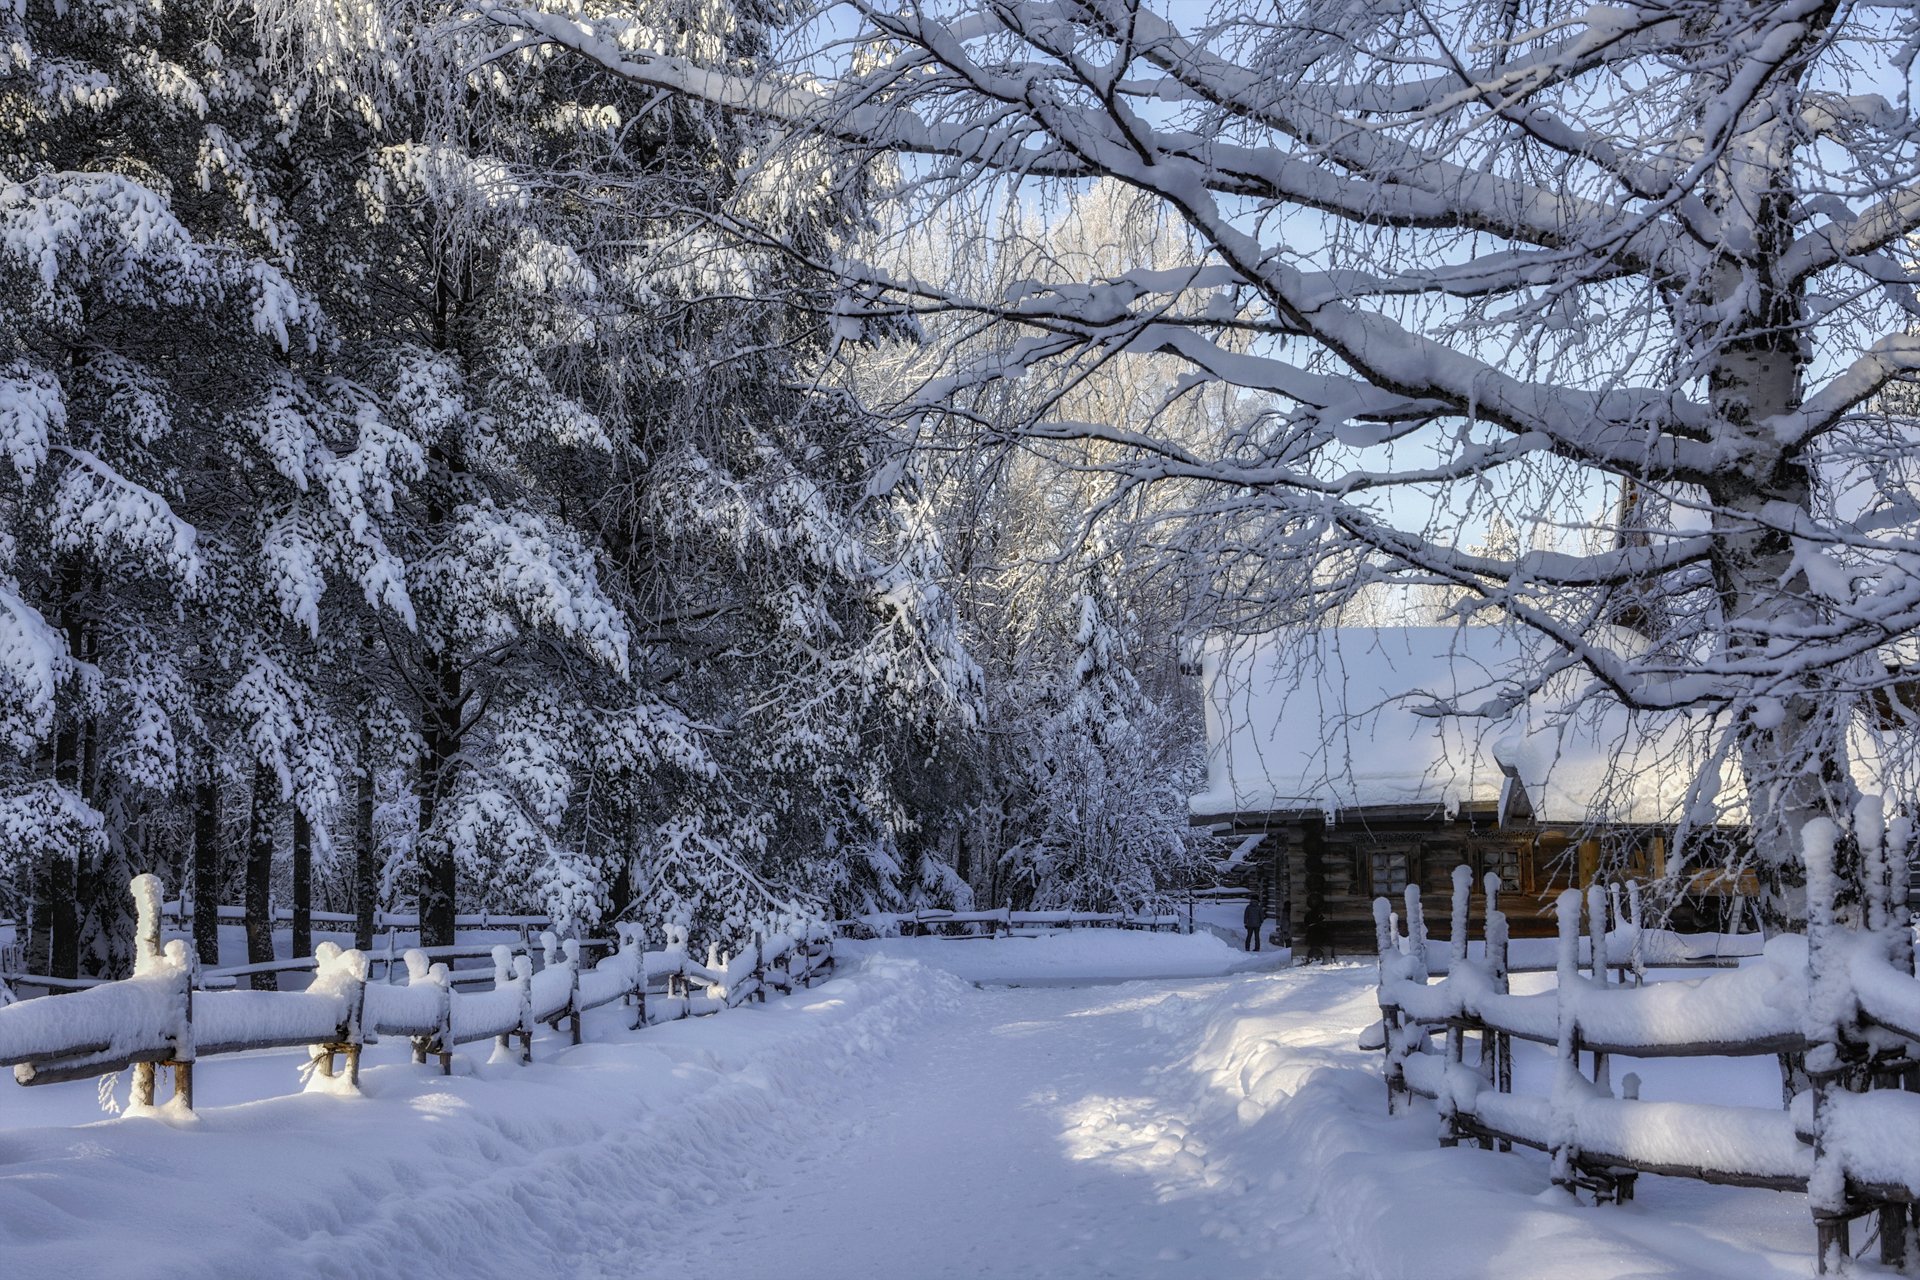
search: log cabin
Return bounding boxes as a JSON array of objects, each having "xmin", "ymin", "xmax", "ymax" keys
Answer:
[{"xmin": 1189, "ymin": 627, "xmax": 1757, "ymax": 954}]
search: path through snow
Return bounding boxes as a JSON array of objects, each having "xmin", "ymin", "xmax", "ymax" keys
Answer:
[
  {"xmin": 579, "ymin": 978, "xmax": 1341, "ymax": 1280},
  {"xmin": 0, "ymin": 941, "xmax": 1829, "ymax": 1279}
]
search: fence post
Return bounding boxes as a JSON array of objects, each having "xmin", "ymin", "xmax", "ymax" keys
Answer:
[
  {"xmin": 564, "ymin": 939, "xmax": 583, "ymax": 1045},
  {"xmin": 1586, "ymin": 884, "xmax": 1611, "ymax": 1096},
  {"xmin": 130, "ymin": 875, "xmax": 165, "ymax": 1108},
  {"xmin": 617, "ymin": 924, "xmax": 645, "ymax": 1030},
  {"xmin": 1803, "ymin": 818, "xmax": 1870, "ymax": 1274},
  {"xmin": 1404, "ymin": 883, "xmax": 1428, "ymax": 979},
  {"xmin": 1549, "ymin": 888, "xmax": 1584, "ymax": 1195},
  {"xmin": 515, "ymin": 954, "xmax": 534, "ymax": 1062},
  {"xmin": 1373, "ymin": 896, "xmax": 1409, "ymax": 1116}
]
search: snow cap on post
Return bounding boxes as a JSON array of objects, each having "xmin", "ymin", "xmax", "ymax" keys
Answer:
[
  {"xmin": 1372, "ymin": 895, "xmax": 1394, "ymax": 954},
  {"xmin": 1855, "ymin": 793, "xmax": 1887, "ymax": 931},
  {"xmin": 1890, "ymin": 815, "xmax": 1914, "ymax": 944},
  {"xmin": 1403, "ymin": 883, "xmax": 1426, "ymax": 972},
  {"xmin": 1802, "ymin": 817, "xmax": 1840, "ymax": 937},
  {"xmin": 1554, "ymin": 889, "xmax": 1583, "ymax": 986},
  {"xmin": 130, "ymin": 873, "xmax": 164, "ymax": 976},
  {"xmin": 1451, "ymin": 864, "xmax": 1473, "ymax": 966},
  {"xmin": 1586, "ymin": 884, "xmax": 1609, "ymax": 979}
]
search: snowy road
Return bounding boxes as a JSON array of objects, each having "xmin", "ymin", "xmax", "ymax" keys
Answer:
[
  {"xmin": 580, "ymin": 978, "xmax": 1338, "ymax": 1280},
  {"xmin": 0, "ymin": 939, "xmax": 1826, "ymax": 1279}
]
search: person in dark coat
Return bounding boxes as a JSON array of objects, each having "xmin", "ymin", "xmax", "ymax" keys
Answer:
[{"xmin": 1243, "ymin": 897, "xmax": 1265, "ymax": 951}]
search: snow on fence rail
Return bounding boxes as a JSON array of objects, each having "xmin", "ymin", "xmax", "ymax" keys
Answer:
[
  {"xmin": 157, "ymin": 902, "xmax": 555, "ymax": 930},
  {"xmin": 0, "ymin": 876, "xmax": 835, "ymax": 1114},
  {"xmin": 1376, "ymin": 843, "xmax": 1920, "ymax": 1273},
  {"xmin": 838, "ymin": 907, "xmax": 1184, "ymax": 938}
]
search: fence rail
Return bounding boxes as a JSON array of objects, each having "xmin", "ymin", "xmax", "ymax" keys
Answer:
[
  {"xmin": 838, "ymin": 907, "xmax": 1184, "ymax": 938},
  {"xmin": 1376, "ymin": 859, "xmax": 1920, "ymax": 1273},
  {"xmin": 0, "ymin": 876, "xmax": 835, "ymax": 1115}
]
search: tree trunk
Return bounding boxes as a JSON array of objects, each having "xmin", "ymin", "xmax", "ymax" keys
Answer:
[
  {"xmin": 354, "ymin": 718, "xmax": 377, "ymax": 951},
  {"xmin": 45, "ymin": 691, "xmax": 83, "ymax": 980},
  {"xmin": 1693, "ymin": 35, "xmax": 1857, "ymax": 936},
  {"xmin": 192, "ymin": 770, "xmax": 222, "ymax": 968},
  {"xmin": 43, "ymin": 852, "xmax": 78, "ymax": 981},
  {"xmin": 292, "ymin": 806, "xmax": 312, "ymax": 960},
  {"xmin": 417, "ymin": 645, "xmax": 461, "ymax": 948},
  {"xmin": 245, "ymin": 764, "xmax": 279, "ymax": 991}
]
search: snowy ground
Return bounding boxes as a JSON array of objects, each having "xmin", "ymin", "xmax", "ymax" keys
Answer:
[{"xmin": 0, "ymin": 935, "xmax": 1822, "ymax": 1279}]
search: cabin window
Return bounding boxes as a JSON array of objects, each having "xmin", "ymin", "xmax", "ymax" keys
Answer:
[
  {"xmin": 1483, "ymin": 845, "xmax": 1521, "ymax": 893},
  {"xmin": 1369, "ymin": 849, "xmax": 1411, "ymax": 897}
]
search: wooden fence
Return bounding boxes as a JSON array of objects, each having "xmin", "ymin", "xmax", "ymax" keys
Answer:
[
  {"xmin": 0, "ymin": 876, "xmax": 835, "ymax": 1113},
  {"xmin": 840, "ymin": 907, "xmax": 1185, "ymax": 938},
  {"xmin": 1377, "ymin": 858, "xmax": 1920, "ymax": 1273}
]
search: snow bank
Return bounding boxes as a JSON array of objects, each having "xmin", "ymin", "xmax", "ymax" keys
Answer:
[
  {"xmin": 0, "ymin": 955, "xmax": 966, "ymax": 1279},
  {"xmin": 840, "ymin": 929, "xmax": 1282, "ymax": 985},
  {"xmin": 1141, "ymin": 965, "xmax": 1812, "ymax": 1279}
]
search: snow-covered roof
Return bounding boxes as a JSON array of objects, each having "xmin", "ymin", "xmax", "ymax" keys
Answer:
[{"xmin": 1190, "ymin": 627, "xmax": 1736, "ymax": 827}]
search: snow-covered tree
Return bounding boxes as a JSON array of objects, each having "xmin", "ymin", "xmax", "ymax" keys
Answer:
[
  {"xmin": 998, "ymin": 564, "xmax": 1209, "ymax": 912},
  {"xmin": 0, "ymin": 0, "xmax": 983, "ymax": 971},
  {"xmin": 516, "ymin": 0, "xmax": 1920, "ymax": 928}
]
